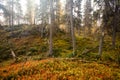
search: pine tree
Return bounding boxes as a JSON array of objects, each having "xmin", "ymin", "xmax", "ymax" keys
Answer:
[
  {"xmin": 84, "ymin": 0, "xmax": 92, "ymax": 37},
  {"xmin": 26, "ymin": 0, "xmax": 35, "ymax": 25},
  {"xmin": 70, "ymin": 0, "xmax": 76, "ymax": 55}
]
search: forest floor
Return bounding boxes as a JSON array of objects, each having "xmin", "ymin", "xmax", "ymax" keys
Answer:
[
  {"xmin": 0, "ymin": 29, "xmax": 120, "ymax": 80},
  {"xmin": 0, "ymin": 58, "xmax": 120, "ymax": 80}
]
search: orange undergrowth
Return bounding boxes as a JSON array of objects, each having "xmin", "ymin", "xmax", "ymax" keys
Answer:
[{"xmin": 0, "ymin": 59, "xmax": 120, "ymax": 80}]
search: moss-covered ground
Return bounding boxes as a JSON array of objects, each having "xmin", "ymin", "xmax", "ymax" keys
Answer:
[{"xmin": 0, "ymin": 29, "xmax": 120, "ymax": 80}]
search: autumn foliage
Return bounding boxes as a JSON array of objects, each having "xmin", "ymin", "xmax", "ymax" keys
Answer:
[{"xmin": 0, "ymin": 59, "xmax": 120, "ymax": 80}]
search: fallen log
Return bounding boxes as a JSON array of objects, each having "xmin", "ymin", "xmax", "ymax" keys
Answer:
[
  {"xmin": 10, "ymin": 49, "xmax": 18, "ymax": 62},
  {"xmin": 81, "ymin": 46, "xmax": 98, "ymax": 55}
]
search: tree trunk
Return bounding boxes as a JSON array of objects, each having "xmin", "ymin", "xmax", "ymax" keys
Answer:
[
  {"xmin": 8, "ymin": 3, "xmax": 11, "ymax": 28},
  {"xmin": 17, "ymin": 16, "xmax": 20, "ymax": 26},
  {"xmin": 41, "ymin": 21, "xmax": 44, "ymax": 38},
  {"xmin": 17, "ymin": 11, "xmax": 20, "ymax": 26},
  {"xmin": 98, "ymin": 26, "xmax": 104, "ymax": 56},
  {"xmin": 112, "ymin": 25, "xmax": 116, "ymax": 48},
  {"xmin": 34, "ymin": 18, "xmax": 36, "ymax": 25},
  {"xmin": 70, "ymin": 0, "xmax": 76, "ymax": 55},
  {"xmin": 78, "ymin": 25, "xmax": 81, "ymax": 36},
  {"xmin": 48, "ymin": 0, "xmax": 54, "ymax": 56},
  {"xmin": 83, "ymin": 26, "xmax": 86, "ymax": 38},
  {"xmin": 11, "ymin": 0, "xmax": 14, "ymax": 30},
  {"xmin": 77, "ymin": 0, "xmax": 81, "ymax": 36},
  {"xmin": 112, "ymin": 13, "xmax": 117, "ymax": 48}
]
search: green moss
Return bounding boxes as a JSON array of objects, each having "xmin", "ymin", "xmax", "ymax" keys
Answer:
[{"xmin": 29, "ymin": 47, "xmax": 38, "ymax": 53}]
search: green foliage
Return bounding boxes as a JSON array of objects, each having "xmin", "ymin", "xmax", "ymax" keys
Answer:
[
  {"xmin": 0, "ymin": 30, "xmax": 12, "ymax": 61},
  {"xmin": 17, "ymin": 46, "xmax": 27, "ymax": 55},
  {"xmin": 32, "ymin": 56, "xmax": 43, "ymax": 60},
  {"xmin": 39, "ymin": 45, "xmax": 48, "ymax": 53},
  {"xmin": 53, "ymin": 39, "xmax": 71, "ymax": 57},
  {"xmin": 1, "ymin": 25, "xmax": 120, "ymax": 66},
  {"xmin": 101, "ymin": 52, "xmax": 115, "ymax": 61},
  {"xmin": 29, "ymin": 47, "xmax": 38, "ymax": 54},
  {"xmin": 53, "ymin": 48, "xmax": 62, "ymax": 57},
  {"xmin": 117, "ymin": 54, "xmax": 120, "ymax": 64}
]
